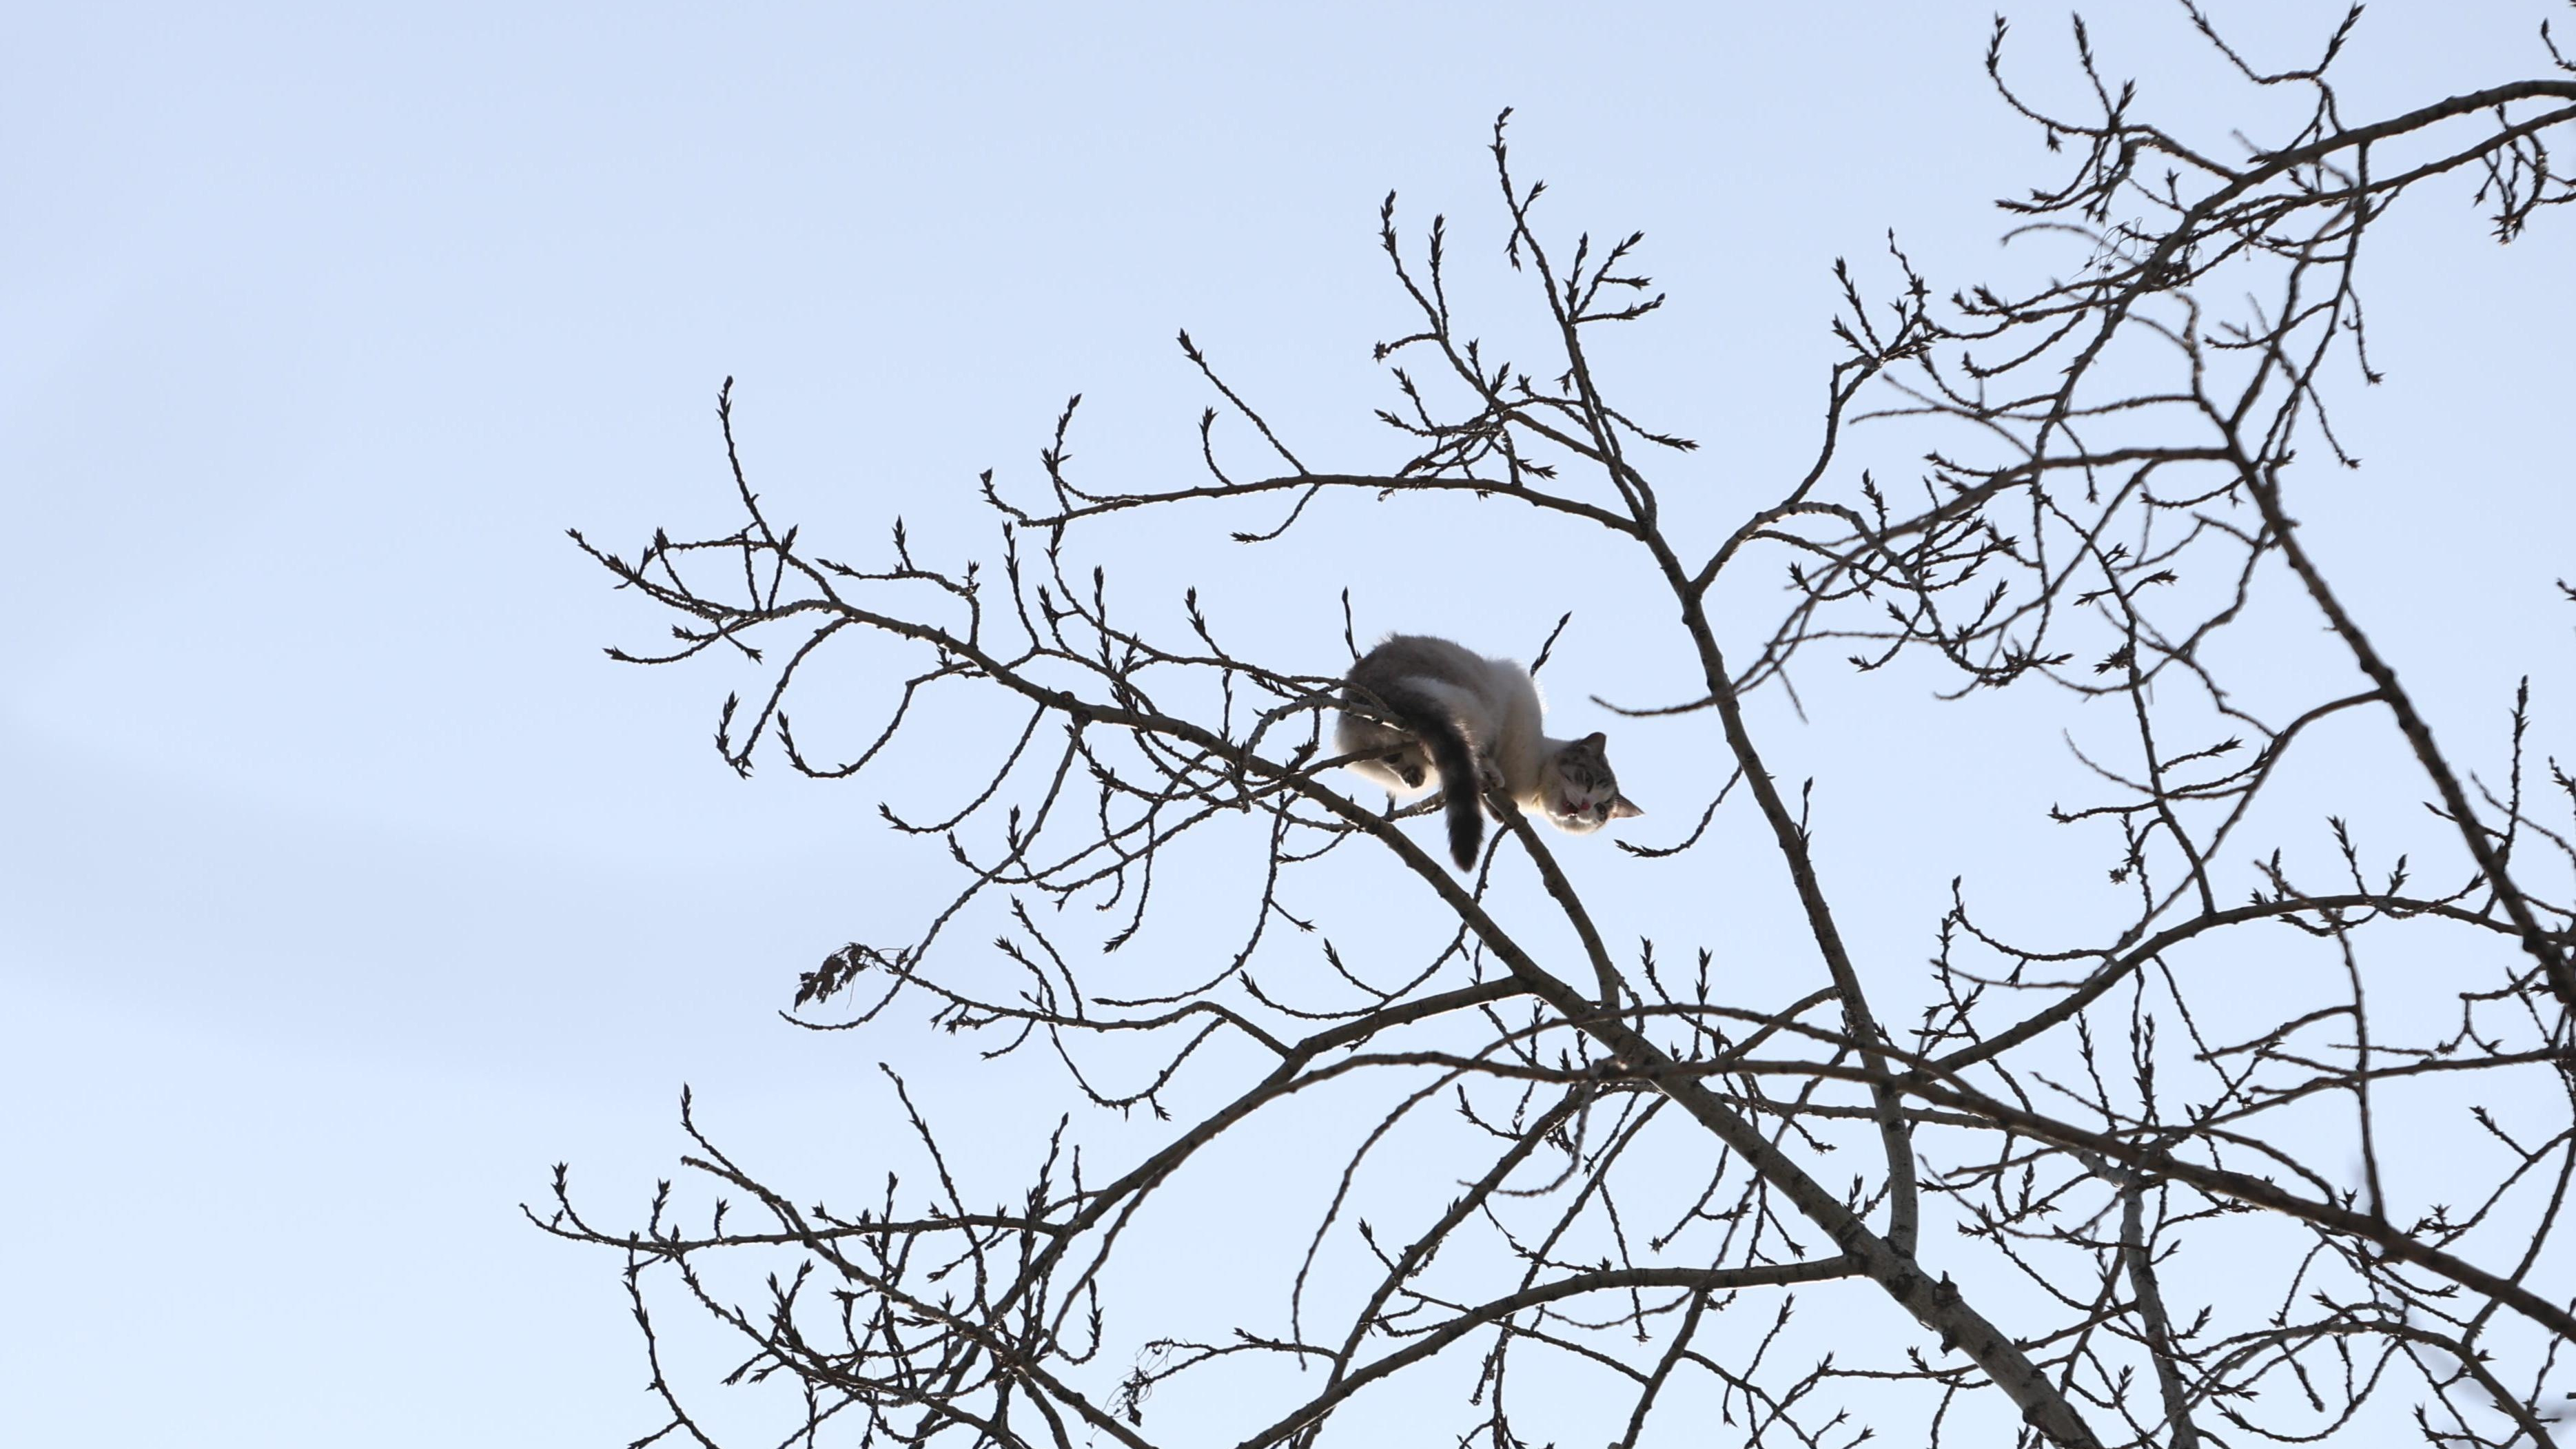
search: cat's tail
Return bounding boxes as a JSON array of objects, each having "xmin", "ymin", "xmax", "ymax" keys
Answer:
[
  {"xmin": 1350, "ymin": 672, "xmax": 1486, "ymax": 871},
  {"xmin": 1433, "ymin": 732, "xmax": 1486, "ymax": 871}
]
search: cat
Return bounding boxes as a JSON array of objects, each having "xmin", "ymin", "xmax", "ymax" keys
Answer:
[{"xmin": 1335, "ymin": 633, "xmax": 1642, "ymax": 871}]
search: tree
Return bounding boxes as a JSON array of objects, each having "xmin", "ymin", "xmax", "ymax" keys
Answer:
[{"xmin": 543, "ymin": 9, "xmax": 2576, "ymax": 1446}]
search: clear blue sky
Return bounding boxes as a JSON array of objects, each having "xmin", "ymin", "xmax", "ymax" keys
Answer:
[{"xmin": 5, "ymin": 3, "xmax": 2569, "ymax": 1443}]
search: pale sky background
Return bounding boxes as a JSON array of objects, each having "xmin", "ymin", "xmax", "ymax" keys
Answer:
[{"xmin": 5, "ymin": 3, "xmax": 2572, "ymax": 1445}]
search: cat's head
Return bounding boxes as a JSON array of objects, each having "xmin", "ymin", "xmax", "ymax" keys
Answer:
[{"xmin": 1539, "ymin": 732, "xmax": 1644, "ymax": 834}]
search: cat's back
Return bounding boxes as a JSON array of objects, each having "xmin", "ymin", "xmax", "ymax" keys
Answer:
[
  {"xmin": 1356, "ymin": 633, "xmax": 1486, "ymax": 682},
  {"xmin": 1352, "ymin": 634, "xmax": 1536, "ymax": 719}
]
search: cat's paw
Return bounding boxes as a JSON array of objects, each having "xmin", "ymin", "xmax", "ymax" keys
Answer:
[{"xmin": 1475, "ymin": 757, "xmax": 1506, "ymax": 794}]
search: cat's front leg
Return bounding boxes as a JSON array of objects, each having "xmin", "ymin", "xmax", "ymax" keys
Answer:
[{"xmin": 1384, "ymin": 746, "xmax": 1428, "ymax": 790}]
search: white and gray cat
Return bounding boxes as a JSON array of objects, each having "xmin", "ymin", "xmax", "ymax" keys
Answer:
[{"xmin": 1336, "ymin": 633, "xmax": 1642, "ymax": 871}]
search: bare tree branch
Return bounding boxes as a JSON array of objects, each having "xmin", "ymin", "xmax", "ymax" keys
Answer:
[{"xmin": 549, "ymin": 9, "xmax": 2576, "ymax": 1446}]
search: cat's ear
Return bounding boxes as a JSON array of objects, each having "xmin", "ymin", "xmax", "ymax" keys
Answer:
[
  {"xmin": 1608, "ymin": 794, "xmax": 1644, "ymax": 819},
  {"xmin": 1581, "ymin": 731, "xmax": 1607, "ymax": 750}
]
